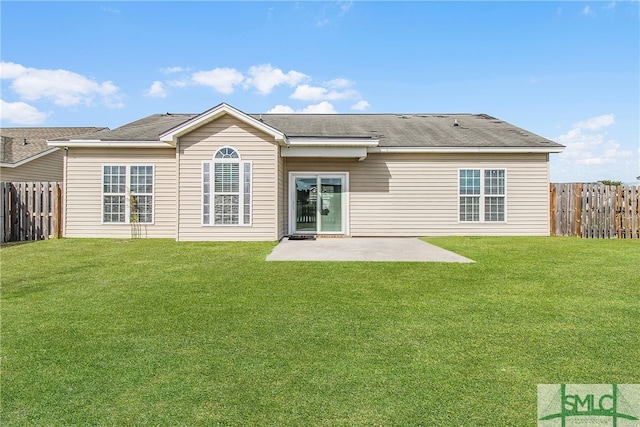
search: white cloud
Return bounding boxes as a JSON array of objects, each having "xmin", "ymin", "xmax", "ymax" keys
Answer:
[
  {"xmin": 161, "ymin": 66, "xmax": 188, "ymax": 74},
  {"xmin": 316, "ymin": 18, "xmax": 330, "ymax": 27},
  {"xmin": 0, "ymin": 99, "xmax": 49, "ymax": 125},
  {"xmin": 291, "ymin": 84, "xmax": 359, "ymax": 101},
  {"xmin": 325, "ymin": 78, "xmax": 353, "ymax": 89},
  {"xmin": 338, "ymin": 1, "xmax": 353, "ymax": 13},
  {"xmin": 266, "ymin": 101, "xmax": 337, "ymax": 114},
  {"xmin": 167, "ymin": 79, "xmax": 189, "ymax": 88},
  {"xmin": 351, "ymin": 100, "xmax": 370, "ymax": 111},
  {"xmin": 100, "ymin": 6, "xmax": 121, "ymax": 14},
  {"xmin": 245, "ymin": 64, "xmax": 308, "ymax": 95},
  {"xmin": 582, "ymin": 5, "xmax": 593, "ymax": 15},
  {"xmin": 573, "ymin": 114, "xmax": 615, "ymax": 131},
  {"xmin": 144, "ymin": 81, "xmax": 167, "ymax": 98},
  {"xmin": 191, "ymin": 67, "xmax": 244, "ymax": 94},
  {"xmin": 1, "ymin": 61, "xmax": 123, "ymax": 107},
  {"xmin": 301, "ymin": 102, "xmax": 337, "ymax": 114},
  {"xmin": 0, "ymin": 61, "xmax": 26, "ymax": 79},
  {"xmin": 266, "ymin": 104, "xmax": 296, "ymax": 114},
  {"xmin": 290, "ymin": 85, "xmax": 327, "ymax": 101},
  {"xmin": 552, "ymin": 114, "xmax": 636, "ymax": 182},
  {"xmin": 558, "ymin": 129, "xmax": 632, "ymax": 168}
]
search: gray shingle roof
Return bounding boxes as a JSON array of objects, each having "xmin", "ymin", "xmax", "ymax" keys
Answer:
[
  {"xmin": 47, "ymin": 111, "xmax": 562, "ymax": 150},
  {"xmin": 51, "ymin": 114, "xmax": 197, "ymax": 142},
  {"xmin": 1, "ymin": 127, "xmax": 106, "ymax": 164},
  {"xmin": 253, "ymin": 113, "xmax": 561, "ymax": 148}
]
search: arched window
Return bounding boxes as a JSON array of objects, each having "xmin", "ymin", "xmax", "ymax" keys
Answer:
[
  {"xmin": 202, "ymin": 147, "xmax": 252, "ymax": 226},
  {"xmin": 215, "ymin": 147, "xmax": 240, "ymax": 159}
]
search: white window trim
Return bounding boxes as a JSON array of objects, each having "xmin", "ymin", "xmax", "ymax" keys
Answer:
[
  {"xmin": 101, "ymin": 164, "xmax": 155, "ymax": 225},
  {"xmin": 201, "ymin": 147, "xmax": 253, "ymax": 227},
  {"xmin": 457, "ymin": 168, "xmax": 507, "ymax": 223}
]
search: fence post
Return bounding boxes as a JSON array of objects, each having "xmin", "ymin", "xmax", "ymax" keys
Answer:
[
  {"xmin": 573, "ymin": 183, "xmax": 582, "ymax": 237},
  {"xmin": 53, "ymin": 184, "xmax": 62, "ymax": 239},
  {"xmin": 1, "ymin": 182, "xmax": 7, "ymax": 243},
  {"xmin": 549, "ymin": 183, "xmax": 557, "ymax": 236},
  {"xmin": 632, "ymin": 186, "xmax": 639, "ymax": 239}
]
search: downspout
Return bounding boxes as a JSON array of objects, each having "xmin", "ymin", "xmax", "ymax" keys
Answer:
[
  {"xmin": 175, "ymin": 138, "xmax": 180, "ymax": 241},
  {"xmin": 62, "ymin": 146, "xmax": 68, "ymax": 238},
  {"xmin": 281, "ymin": 136, "xmax": 289, "ymax": 239}
]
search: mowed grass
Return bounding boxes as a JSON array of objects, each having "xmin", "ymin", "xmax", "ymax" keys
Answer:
[{"xmin": 1, "ymin": 237, "xmax": 639, "ymax": 426}]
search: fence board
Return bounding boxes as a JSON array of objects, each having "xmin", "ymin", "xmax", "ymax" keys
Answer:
[
  {"xmin": 1, "ymin": 182, "xmax": 62, "ymax": 243},
  {"xmin": 550, "ymin": 183, "xmax": 640, "ymax": 239}
]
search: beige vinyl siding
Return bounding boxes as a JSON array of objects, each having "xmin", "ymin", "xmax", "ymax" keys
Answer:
[
  {"xmin": 0, "ymin": 149, "xmax": 63, "ymax": 182},
  {"xmin": 285, "ymin": 153, "xmax": 551, "ymax": 236},
  {"xmin": 64, "ymin": 148, "xmax": 176, "ymax": 238},
  {"xmin": 177, "ymin": 115, "xmax": 279, "ymax": 241}
]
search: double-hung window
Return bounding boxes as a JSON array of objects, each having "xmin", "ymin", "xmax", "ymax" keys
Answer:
[
  {"xmin": 102, "ymin": 165, "xmax": 154, "ymax": 224},
  {"xmin": 202, "ymin": 147, "xmax": 252, "ymax": 226},
  {"xmin": 459, "ymin": 169, "xmax": 506, "ymax": 222}
]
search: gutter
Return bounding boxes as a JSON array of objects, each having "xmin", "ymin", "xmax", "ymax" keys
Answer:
[
  {"xmin": 368, "ymin": 146, "xmax": 565, "ymax": 154},
  {"xmin": 48, "ymin": 140, "xmax": 174, "ymax": 148}
]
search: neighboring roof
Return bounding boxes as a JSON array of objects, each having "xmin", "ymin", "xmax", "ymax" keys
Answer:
[
  {"xmin": 46, "ymin": 105, "xmax": 564, "ymax": 152},
  {"xmin": 1, "ymin": 127, "xmax": 106, "ymax": 165}
]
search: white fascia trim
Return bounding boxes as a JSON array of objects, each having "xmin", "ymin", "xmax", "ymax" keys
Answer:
[
  {"xmin": 368, "ymin": 146, "xmax": 565, "ymax": 154},
  {"xmin": 0, "ymin": 147, "xmax": 60, "ymax": 168},
  {"xmin": 48, "ymin": 140, "xmax": 174, "ymax": 148},
  {"xmin": 159, "ymin": 103, "xmax": 285, "ymax": 144},
  {"xmin": 281, "ymin": 146, "xmax": 368, "ymax": 159},
  {"xmin": 287, "ymin": 137, "xmax": 379, "ymax": 147}
]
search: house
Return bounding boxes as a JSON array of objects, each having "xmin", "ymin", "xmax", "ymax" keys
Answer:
[
  {"xmin": 48, "ymin": 103, "xmax": 564, "ymax": 241},
  {"xmin": 1, "ymin": 127, "xmax": 105, "ymax": 182}
]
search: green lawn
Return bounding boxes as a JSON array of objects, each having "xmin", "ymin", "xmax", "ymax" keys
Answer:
[{"xmin": 1, "ymin": 237, "xmax": 639, "ymax": 426}]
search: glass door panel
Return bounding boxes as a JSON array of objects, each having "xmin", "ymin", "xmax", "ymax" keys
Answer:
[
  {"xmin": 295, "ymin": 177, "xmax": 317, "ymax": 233},
  {"xmin": 320, "ymin": 177, "xmax": 342, "ymax": 232}
]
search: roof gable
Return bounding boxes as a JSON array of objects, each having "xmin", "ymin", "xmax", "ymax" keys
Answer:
[{"xmin": 159, "ymin": 103, "xmax": 285, "ymax": 145}]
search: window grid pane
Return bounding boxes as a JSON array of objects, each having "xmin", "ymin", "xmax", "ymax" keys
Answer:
[
  {"xmin": 103, "ymin": 195, "xmax": 126, "ymax": 223},
  {"xmin": 130, "ymin": 195, "xmax": 153, "ymax": 223},
  {"xmin": 243, "ymin": 162, "xmax": 251, "ymax": 224},
  {"xmin": 203, "ymin": 163, "xmax": 211, "ymax": 224},
  {"xmin": 129, "ymin": 166, "xmax": 153, "ymax": 223},
  {"xmin": 459, "ymin": 169, "xmax": 481, "ymax": 195},
  {"xmin": 130, "ymin": 165, "xmax": 153, "ymax": 194},
  {"xmin": 103, "ymin": 165, "xmax": 126, "ymax": 194},
  {"xmin": 214, "ymin": 195, "xmax": 239, "ymax": 225},
  {"xmin": 484, "ymin": 169, "xmax": 505, "ymax": 195},
  {"xmin": 214, "ymin": 163, "xmax": 239, "ymax": 193},
  {"xmin": 214, "ymin": 147, "xmax": 239, "ymax": 159},
  {"xmin": 460, "ymin": 196, "xmax": 480, "ymax": 222},
  {"xmin": 485, "ymin": 196, "xmax": 505, "ymax": 222}
]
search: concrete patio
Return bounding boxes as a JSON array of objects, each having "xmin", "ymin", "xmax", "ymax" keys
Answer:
[{"xmin": 266, "ymin": 237, "xmax": 475, "ymax": 262}]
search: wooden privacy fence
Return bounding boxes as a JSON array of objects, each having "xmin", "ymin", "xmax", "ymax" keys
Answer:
[
  {"xmin": 550, "ymin": 183, "xmax": 639, "ymax": 239},
  {"xmin": 1, "ymin": 182, "xmax": 62, "ymax": 243}
]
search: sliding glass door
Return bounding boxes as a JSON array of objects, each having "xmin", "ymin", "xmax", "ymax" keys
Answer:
[{"xmin": 292, "ymin": 173, "xmax": 346, "ymax": 235}]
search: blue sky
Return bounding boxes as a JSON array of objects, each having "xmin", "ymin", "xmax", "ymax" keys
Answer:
[{"xmin": 1, "ymin": 1, "xmax": 638, "ymax": 182}]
